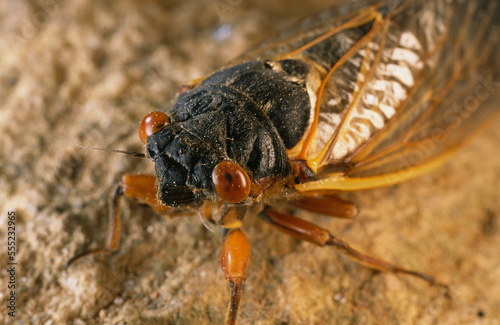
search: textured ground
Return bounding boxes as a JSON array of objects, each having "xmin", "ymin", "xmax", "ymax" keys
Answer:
[{"xmin": 1, "ymin": 1, "xmax": 499, "ymax": 324}]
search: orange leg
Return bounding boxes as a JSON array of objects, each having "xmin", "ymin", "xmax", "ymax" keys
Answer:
[
  {"xmin": 65, "ymin": 174, "xmax": 174, "ymax": 267},
  {"xmin": 260, "ymin": 207, "xmax": 444, "ymax": 285},
  {"xmin": 293, "ymin": 194, "xmax": 358, "ymax": 218},
  {"xmin": 220, "ymin": 228, "xmax": 250, "ymax": 325}
]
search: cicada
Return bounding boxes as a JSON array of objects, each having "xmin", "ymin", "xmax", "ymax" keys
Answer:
[{"xmin": 68, "ymin": 0, "xmax": 500, "ymax": 324}]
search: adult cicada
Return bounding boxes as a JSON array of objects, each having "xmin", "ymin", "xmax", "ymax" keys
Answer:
[{"xmin": 68, "ymin": 0, "xmax": 500, "ymax": 324}]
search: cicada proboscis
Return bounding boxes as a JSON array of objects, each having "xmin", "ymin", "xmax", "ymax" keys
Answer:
[{"xmin": 68, "ymin": 0, "xmax": 500, "ymax": 323}]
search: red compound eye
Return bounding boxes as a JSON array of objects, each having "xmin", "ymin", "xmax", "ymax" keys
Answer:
[
  {"xmin": 212, "ymin": 161, "xmax": 251, "ymax": 203},
  {"xmin": 138, "ymin": 111, "xmax": 169, "ymax": 144}
]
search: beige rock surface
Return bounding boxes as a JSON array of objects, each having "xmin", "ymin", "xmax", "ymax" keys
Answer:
[{"xmin": 1, "ymin": 1, "xmax": 499, "ymax": 324}]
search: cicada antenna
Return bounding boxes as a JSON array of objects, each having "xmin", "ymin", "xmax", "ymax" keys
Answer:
[{"xmin": 73, "ymin": 143, "xmax": 147, "ymax": 158}]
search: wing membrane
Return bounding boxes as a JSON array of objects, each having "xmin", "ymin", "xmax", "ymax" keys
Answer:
[
  {"xmin": 235, "ymin": 0, "xmax": 395, "ymax": 64},
  {"xmin": 242, "ymin": 0, "xmax": 500, "ymax": 190},
  {"xmin": 342, "ymin": 0, "xmax": 500, "ymax": 178}
]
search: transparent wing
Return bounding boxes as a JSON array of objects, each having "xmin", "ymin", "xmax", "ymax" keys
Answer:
[
  {"xmin": 252, "ymin": 0, "xmax": 500, "ymax": 189},
  {"xmin": 338, "ymin": 0, "xmax": 500, "ymax": 179},
  {"xmin": 235, "ymin": 0, "xmax": 391, "ymax": 64}
]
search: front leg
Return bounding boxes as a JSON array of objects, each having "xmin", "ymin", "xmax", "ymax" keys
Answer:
[
  {"xmin": 220, "ymin": 227, "xmax": 250, "ymax": 325},
  {"xmin": 65, "ymin": 174, "xmax": 172, "ymax": 267}
]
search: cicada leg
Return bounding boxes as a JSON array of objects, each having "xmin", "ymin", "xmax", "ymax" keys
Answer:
[
  {"xmin": 65, "ymin": 174, "xmax": 176, "ymax": 267},
  {"xmin": 220, "ymin": 227, "xmax": 250, "ymax": 325},
  {"xmin": 176, "ymin": 84, "xmax": 195, "ymax": 96},
  {"xmin": 259, "ymin": 208, "xmax": 445, "ymax": 286},
  {"xmin": 293, "ymin": 194, "xmax": 358, "ymax": 219}
]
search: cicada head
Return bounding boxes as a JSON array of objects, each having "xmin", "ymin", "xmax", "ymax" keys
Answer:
[
  {"xmin": 139, "ymin": 111, "xmax": 254, "ymax": 207},
  {"xmin": 141, "ymin": 114, "xmax": 217, "ymax": 206}
]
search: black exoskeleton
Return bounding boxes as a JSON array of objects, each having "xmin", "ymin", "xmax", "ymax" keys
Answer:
[{"xmin": 146, "ymin": 59, "xmax": 312, "ymax": 206}]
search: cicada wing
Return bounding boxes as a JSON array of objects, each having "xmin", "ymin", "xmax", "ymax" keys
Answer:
[
  {"xmin": 234, "ymin": 0, "xmax": 397, "ymax": 64},
  {"xmin": 340, "ymin": 0, "xmax": 500, "ymax": 179},
  {"xmin": 345, "ymin": 74, "xmax": 500, "ymax": 179},
  {"xmin": 289, "ymin": 0, "xmax": 500, "ymax": 188}
]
